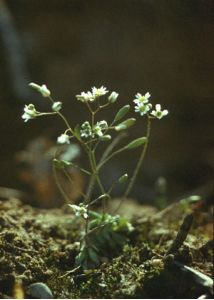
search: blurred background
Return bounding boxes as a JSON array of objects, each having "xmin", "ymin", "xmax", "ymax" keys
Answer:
[{"xmin": 0, "ymin": 0, "xmax": 213, "ymax": 207}]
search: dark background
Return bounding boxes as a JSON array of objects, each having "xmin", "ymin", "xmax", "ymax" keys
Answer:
[{"xmin": 0, "ymin": 0, "xmax": 213, "ymax": 204}]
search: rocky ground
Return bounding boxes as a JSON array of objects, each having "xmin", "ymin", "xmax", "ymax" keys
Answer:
[{"xmin": 0, "ymin": 197, "xmax": 213, "ymax": 298}]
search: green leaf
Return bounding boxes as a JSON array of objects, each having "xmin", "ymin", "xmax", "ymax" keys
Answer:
[
  {"xmin": 114, "ymin": 105, "xmax": 130, "ymax": 122},
  {"xmin": 88, "ymin": 211, "xmax": 101, "ymax": 219},
  {"xmin": 126, "ymin": 137, "xmax": 147, "ymax": 149},
  {"xmin": 74, "ymin": 124, "xmax": 81, "ymax": 139},
  {"xmin": 111, "ymin": 232, "xmax": 127, "ymax": 246},
  {"xmin": 88, "ymin": 248, "xmax": 100, "ymax": 265},
  {"xmin": 115, "ymin": 118, "xmax": 136, "ymax": 131},
  {"xmin": 89, "ymin": 219, "xmax": 100, "ymax": 229}
]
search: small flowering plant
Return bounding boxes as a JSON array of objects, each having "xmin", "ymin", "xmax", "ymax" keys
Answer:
[{"xmin": 22, "ymin": 82, "xmax": 168, "ymax": 269}]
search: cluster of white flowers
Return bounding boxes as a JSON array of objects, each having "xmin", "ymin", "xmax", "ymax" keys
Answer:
[
  {"xmin": 134, "ymin": 92, "xmax": 152, "ymax": 116},
  {"xmin": 22, "ymin": 104, "xmax": 39, "ymax": 122},
  {"xmin": 68, "ymin": 203, "xmax": 88, "ymax": 219},
  {"xmin": 80, "ymin": 121, "xmax": 93, "ymax": 138},
  {"xmin": 134, "ymin": 92, "xmax": 168, "ymax": 119},
  {"xmin": 80, "ymin": 120, "xmax": 108, "ymax": 139},
  {"xmin": 76, "ymin": 86, "xmax": 108, "ymax": 103}
]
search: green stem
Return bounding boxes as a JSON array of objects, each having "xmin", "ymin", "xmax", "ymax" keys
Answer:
[
  {"xmin": 98, "ymin": 132, "xmax": 127, "ymax": 164},
  {"xmin": 124, "ymin": 116, "xmax": 152, "ymax": 197},
  {"xmin": 62, "ymin": 168, "xmax": 87, "ymax": 200},
  {"xmin": 52, "ymin": 164, "xmax": 70, "ymax": 203},
  {"xmin": 97, "ymin": 146, "xmax": 127, "ymax": 170},
  {"xmin": 69, "ymin": 162, "xmax": 91, "ymax": 176},
  {"xmin": 91, "ymin": 151, "xmax": 106, "ymax": 213},
  {"xmin": 49, "ymin": 96, "xmax": 86, "ymax": 148},
  {"xmin": 84, "ymin": 150, "xmax": 96, "ymax": 204}
]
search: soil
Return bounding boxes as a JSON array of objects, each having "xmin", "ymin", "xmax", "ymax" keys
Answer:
[{"xmin": 0, "ymin": 197, "xmax": 213, "ymax": 299}]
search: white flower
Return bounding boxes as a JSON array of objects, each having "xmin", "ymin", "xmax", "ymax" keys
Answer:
[
  {"xmin": 80, "ymin": 121, "xmax": 93, "ymax": 138},
  {"xmin": 76, "ymin": 86, "xmax": 109, "ymax": 103},
  {"xmin": 68, "ymin": 203, "xmax": 88, "ymax": 219},
  {"xmin": 76, "ymin": 91, "xmax": 94, "ymax": 103},
  {"xmin": 22, "ymin": 104, "xmax": 38, "ymax": 122},
  {"xmin": 29, "ymin": 82, "xmax": 51, "ymax": 98},
  {"xmin": 108, "ymin": 91, "xmax": 119, "ymax": 103},
  {"xmin": 93, "ymin": 120, "xmax": 108, "ymax": 137},
  {"xmin": 92, "ymin": 86, "xmax": 108, "ymax": 98},
  {"xmin": 57, "ymin": 133, "xmax": 70, "ymax": 144},
  {"xmin": 135, "ymin": 103, "xmax": 152, "ymax": 116},
  {"xmin": 150, "ymin": 104, "xmax": 169, "ymax": 119},
  {"xmin": 133, "ymin": 92, "xmax": 151, "ymax": 105},
  {"xmin": 52, "ymin": 101, "xmax": 62, "ymax": 112}
]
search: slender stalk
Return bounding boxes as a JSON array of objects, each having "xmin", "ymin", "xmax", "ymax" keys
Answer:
[
  {"xmin": 124, "ymin": 116, "xmax": 152, "ymax": 197},
  {"xmin": 98, "ymin": 132, "xmax": 127, "ymax": 164},
  {"xmin": 84, "ymin": 147, "xmax": 97, "ymax": 203},
  {"xmin": 88, "ymin": 193, "xmax": 109, "ymax": 207},
  {"xmin": 39, "ymin": 112, "xmax": 57, "ymax": 117},
  {"xmin": 62, "ymin": 168, "xmax": 87, "ymax": 200},
  {"xmin": 91, "ymin": 151, "xmax": 107, "ymax": 213},
  {"xmin": 52, "ymin": 164, "xmax": 70, "ymax": 203},
  {"xmin": 97, "ymin": 146, "xmax": 127, "ymax": 170},
  {"xmin": 49, "ymin": 96, "xmax": 86, "ymax": 148},
  {"xmin": 68, "ymin": 162, "xmax": 91, "ymax": 176}
]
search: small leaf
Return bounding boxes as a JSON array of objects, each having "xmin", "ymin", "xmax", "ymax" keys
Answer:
[
  {"xmin": 126, "ymin": 137, "xmax": 147, "ymax": 149},
  {"xmin": 115, "ymin": 118, "xmax": 136, "ymax": 131},
  {"xmin": 89, "ymin": 219, "xmax": 100, "ymax": 229},
  {"xmin": 118, "ymin": 173, "xmax": 128, "ymax": 184},
  {"xmin": 114, "ymin": 105, "xmax": 130, "ymax": 122},
  {"xmin": 74, "ymin": 124, "xmax": 81, "ymax": 139}
]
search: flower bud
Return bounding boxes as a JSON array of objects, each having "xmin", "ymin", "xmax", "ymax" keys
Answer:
[
  {"xmin": 40, "ymin": 84, "xmax": 51, "ymax": 97},
  {"xmin": 29, "ymin": 82, "xmax": 51, "ymax": 98},
  {"xmin": 52, "ymin": 101, "xmax": 62, "ymax": 112},
  {"xmin": 57, "ymin": 133, "xmax": 70, "ymax": 144},
  {"xmin": 118, "ymin": 173, "xmax": 128, "ymax": 184},
  {"xmin": 108, "ymin": 91, "xmax": 119, "ymax": 103}
]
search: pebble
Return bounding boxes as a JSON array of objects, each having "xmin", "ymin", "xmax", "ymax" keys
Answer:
[{"xmin": 28, "ymin": 282, "xmax": 53, "ymax": 299}]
